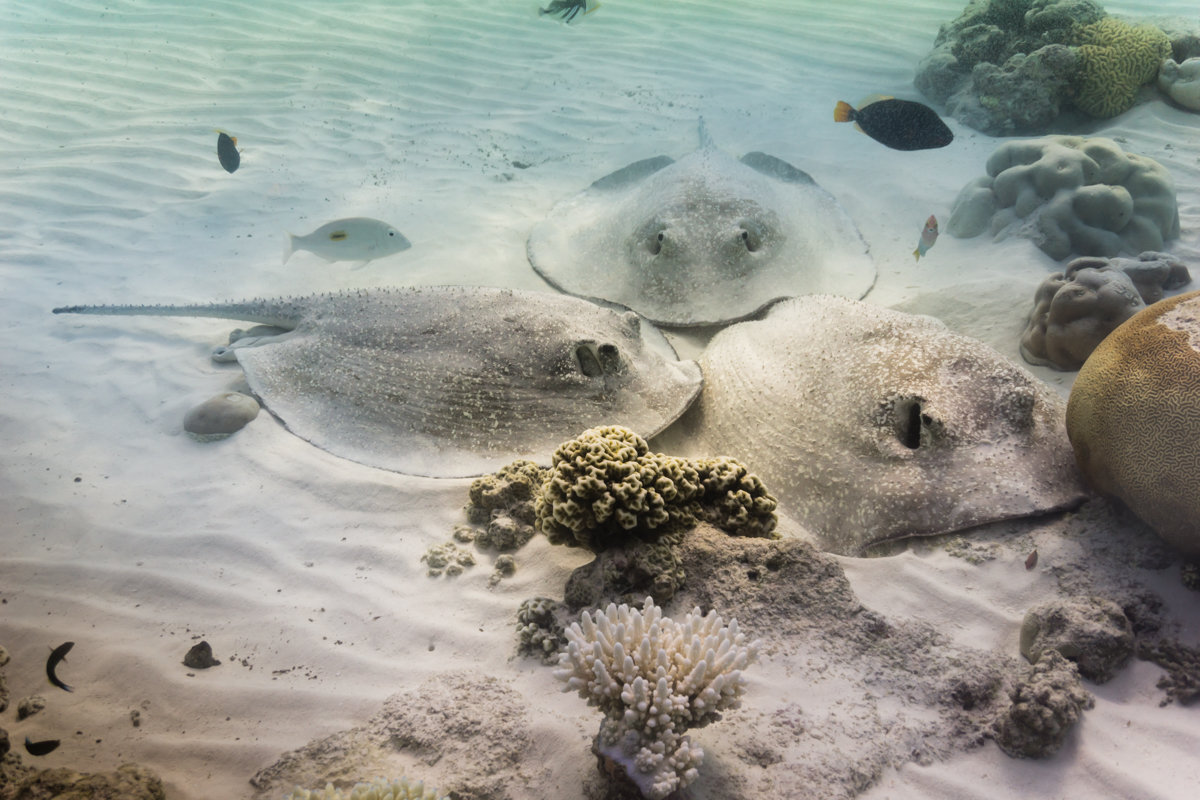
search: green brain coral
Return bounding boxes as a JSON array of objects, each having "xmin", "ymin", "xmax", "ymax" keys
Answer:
[
  {"xmin": 1071, "ymin": 18, "xmax": 1171, "ymax": 118},
  {"xmin": 535, "ymin": 426, "xmax": 705, "ymax": 548}
]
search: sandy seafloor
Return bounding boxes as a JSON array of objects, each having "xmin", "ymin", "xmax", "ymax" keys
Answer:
[{"xmin": 2, "ymin": 0, "xmax": 1200, "ymax": 798}]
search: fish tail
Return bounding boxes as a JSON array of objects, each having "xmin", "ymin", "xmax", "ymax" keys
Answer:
[
  {"xmin": 833, "ymin": 101, "xmax": 855, "ymax": 123},
  {"xmin": 282, "ymin": 233, "xmax": 295, "ymax": 264},
  {"xmin": 912, "ymin": 248, "xmax": 921, "ymax": 261}
]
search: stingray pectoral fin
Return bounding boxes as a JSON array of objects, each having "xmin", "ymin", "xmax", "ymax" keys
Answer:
[
  {"xmin": 588, "ymin": 155, "xmax": 675, "ymax": 191},
  {"xmin": 740, "ymin": 152, "xmax": 816, "ymax": 185}
]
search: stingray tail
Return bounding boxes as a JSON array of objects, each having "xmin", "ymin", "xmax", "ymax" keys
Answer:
[
  {"xmin": 52, "ymin": 300, "xmax": 307, "ymax": 329},
  {"xmin": 698, "ymin": 116, "xmax": 714, "ymax": 149},
  {"xmin": 282, "ymin": 233, "xmax": 296, "ymax": 264}
]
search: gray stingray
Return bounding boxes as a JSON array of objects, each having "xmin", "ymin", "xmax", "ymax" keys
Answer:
[
  {"xmin": 654, "ymin": 295, "xmax": 1088, "ymax": 555},
  {"xmin": 53, "ymin": 286, "xmax": 702, "ymax": 478},
  {"xmin": 528, "ymin": 122, "xmax": 876, "ymax": 327}
]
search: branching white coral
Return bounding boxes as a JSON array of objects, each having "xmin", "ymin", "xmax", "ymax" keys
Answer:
[
  {"xmin": 282, "ymin": 777, "xmax": 446, "ymax": 800},
  {"xmin": 554, "ymin": 597, "xmax": 760, "ymax": 799}
]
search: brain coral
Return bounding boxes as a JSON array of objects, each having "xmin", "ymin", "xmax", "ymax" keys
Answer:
[
  {"xmin": 1070, "ymin": 17, "xmax": 1172, "ymax": 118},
  {"xmin": 1066, "ymin": 290, "xmax": 1200, "ymax": 556},
  {"xmin": 947, "ymin": 135, "xmax": 1179, "ymax": 259}
]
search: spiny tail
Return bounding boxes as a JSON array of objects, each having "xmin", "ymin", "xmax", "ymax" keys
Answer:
[
  {"xmin": 833, "ymin": 100, "xmax": 856, "ymax": 123},
  {"xmin": 52, "ymin": 300, "xmax": 306, "ymax": 329}
]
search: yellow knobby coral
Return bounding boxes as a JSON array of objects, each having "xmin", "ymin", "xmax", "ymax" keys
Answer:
[
  {"xmin": 1071, "ymin": 18, "xmax": 1171, "ymax": 118},
  {"xmin": 535, "ymin": 426, "xmax": 704, "ymax": 548}
]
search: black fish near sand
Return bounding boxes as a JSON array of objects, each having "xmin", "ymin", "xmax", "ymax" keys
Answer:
[
  {"xmin": 834, "ymin": 97, "xmax": 953, "ymax": 151},
  {"xmin": 25, "ymin": 737, "xmax": 61, "ymax": 756},
  {"xmin": 46, "ymin": 640, "xmax": 74, "ymax": 692},
  {"xmin": 216, "ymin": 131, "xmax": 240, "ymax": 173}
]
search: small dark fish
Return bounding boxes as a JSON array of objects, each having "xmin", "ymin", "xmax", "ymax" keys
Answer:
[
  {"xmin": 47, "ymin": 640, "xmax": 74, "ymax": 692},
  {"xmin": 217, "ymin": 131, "xmax": 240, "ymax": 173},
  {"xmin": 1025, "ymin": 549, "xmax": 1039, "ymax": 570},
  {"xmin": 25, "ymin": 737, "xmax": 61, "ymax": 756},
  {"xmin": 539, "ymin": 0, "xmax": 599, "ymax": 23},
  {"xmin": 834, "ymin": 97, "xmax": 953, "ymax": 151}
]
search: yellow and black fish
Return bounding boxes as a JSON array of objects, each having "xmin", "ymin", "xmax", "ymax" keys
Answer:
[
  {"xmin": 834, "ymin": 96, "xmax": 953, "ymax": 151},
  {"xmin": 216, "ymin": 131, "xmax": 240, "ymax": 173},
  {"xmin": 538, "ymin": 0, "xmax": 599, "ymax": 23}
]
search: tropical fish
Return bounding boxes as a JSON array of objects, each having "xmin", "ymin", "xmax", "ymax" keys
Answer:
[
  {"xmin": 834, "ymin": 96, "xmax": 953, "ymax": 151},
  {"xmin": 538, "ymin": 0, "xmax": 599, "ymax": 23},
  {"xmin": 216, "ymin": 131, "xmax": 240, "ymax": 173},
  {"xmin": 913, "ymin": 215, "xmax": 938, "ymax": 261},
  {"xmin": 283, "ymin": 217, "xmax": 411, "ymax": 266},
  {"xmin": 46, "ymin": 640, "xmax": 74, "ymax": 692},
  {"xmin": 25, "ymin": 737, "xmax": 61, "ymax": 756}
]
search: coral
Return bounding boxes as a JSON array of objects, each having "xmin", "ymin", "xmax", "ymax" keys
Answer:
[
  {"xmin": 466, "ymin": 459, "xmax": 546, "ymax": 526},
  {"xmin": 1019, "ymin": 251, "xmax": 1191, "ymax": 370},
  {"xmin": 516, "ymin": 597, "xmax": 566, "ymax": 663},
  {"xmin": 947, "ymin": 135, "xmax": 1179, "ymax": 259},
  {"xmin": 489, "ymin": 554, "xmax": 517, "ymax": 586},
  {"xmin": 282, "ymin": 777, "xmax": 447, "ymax": 800},
  {"xmin": 993, "ymin": 649, "xmax": 1094, "ymax": 758},
  {"xmin": 535, "ymin": 426, "xmax": 706, "ymax": 549},
  {"xmin": 914, "ymin": 0, "xmax": 1106, "ymax": 135},
  {"xmin": 1137, "ymin": 638, "xmax": 1200, "ymax": 706},
  {"xmin": 693, "ymin": 456, "xmax": 779, "ymax": 539},
  {"xmin": 554, "ymin": 597, "xmax": 759, "ymax": 799},
  {"xmin": 1158, "ymin": 57, "xmax": 1200, "ymax": 111},
  {"xmin": 1070, "ymin": 17, "xmax": 1172, "ymax": 117},
  {"xmin": 1066, "ymin": 290, "xmax": 1200, "ymax": 556},
  {"xmin": 2, "ymin": 763, "xmax": 167, "ymax": 800},
  {"xmin": 420, "ymin": 542, "xmax": 476, "ymax": 577},
  {"xmin": 475, "ymin": 513, "xmax": 536, "ymax": 551},
  {"xmin": 1019, "ymin": 596, "xmax": 1134, "ymax": 682},
  {"xmin": 563, "ymin": 537, "xmax": 687, "ymax": 609}
]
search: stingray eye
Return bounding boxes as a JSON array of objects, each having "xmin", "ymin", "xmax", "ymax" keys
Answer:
[
  {"xmin": 649, "ymin": 231, "xmax": 665, "ymax": 256},
  {"xmin": 575, "ymin": 344, "xmax": 604, "ymax": 377},
  {"xmin": 597, "ymin": 343, "xmax": 621, "ymax": 373},
  {"xmin": 739, "ymin": 221, "xmax": 766, "ymax": 252},
  {"xmin": 893, "ymin": 396, "xmax": 934, "ymax": 450}
]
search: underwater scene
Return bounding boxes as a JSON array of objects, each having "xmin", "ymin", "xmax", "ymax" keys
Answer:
[{"xmin": 3, "ymin": 0, "xmax": 1200, "ymax": 797}]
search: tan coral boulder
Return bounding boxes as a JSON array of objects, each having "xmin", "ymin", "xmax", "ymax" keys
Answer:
[{"xmin": 1066, "ymin": 290, "xmax": 1200, "ymax": 555}]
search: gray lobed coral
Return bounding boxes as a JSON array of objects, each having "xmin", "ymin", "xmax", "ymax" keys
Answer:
[
  {"xmin": 993, "ymin": 649, "xmax": 1094, "ymax": 758},
  {"xmin": 515, "ymin": 597, "xmax": 566, "ymax": 664},
  {"xmin": 1019, "ymin": 596, "xmax": 1135, "ymax": 682},
  {"xmin": 948, "ymin": 136, "xmax": 1180, "ymax": 260},
  {"xmin": 915, "ymin": 0, "xmax": 1107, "ymax": 135},
  {"xmin": 1019, "ymin": 251, "xmax": 1192, "ymax": 370}
]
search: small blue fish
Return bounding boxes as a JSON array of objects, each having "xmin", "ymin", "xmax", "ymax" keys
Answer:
[{"xmin": 913, "ymin": 215, "xmax": 938, "ymax": 261}]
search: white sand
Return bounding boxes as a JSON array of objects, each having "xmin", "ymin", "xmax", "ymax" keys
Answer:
[{"xmin": 2, "ymin": 0, "xmax": 1199, "ymax": 797}]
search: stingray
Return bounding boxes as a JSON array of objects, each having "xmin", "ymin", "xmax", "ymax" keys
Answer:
[
  {"xmin": 53, "ymin": 286, "xmax": 702, "ymax": 478},
  {"xmin": 528, "ymin": 121, "xmax": 876, "ymax": 327},
  {"xmin": 654, "ymin": 295, "xmax": 1088, "ymax": 555}
]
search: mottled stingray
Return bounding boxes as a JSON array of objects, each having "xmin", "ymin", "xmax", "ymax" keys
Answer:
[
  {"xmin": 655, "ymin": 295, "xmax": 1088, "ymax": 555},
  {"xmin": 527, "ymin": 122, "xmax": 876, "ymax": 327},
  {"xmin": 53, "ymin": 287, "xmax": 702, "ymax": 478}
]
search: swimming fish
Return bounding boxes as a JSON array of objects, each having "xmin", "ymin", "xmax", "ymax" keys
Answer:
[
  {"xmin": 913, "ymin": 215, "xmax": 938, "ymax": 261},
  {"xmin": 25, "ymin": 737, "xmax": 61, "ymax": 756},
  {"xmin": 834, "ymin": 96, "xmax": 953, "ymax": 151},
  {"xmin": 216, "ymin": 131, "xmax": 240, "ymax": 173},
  {"xmin": 283, "ymin": 217, "xmax": 412, "ymax": 266},
  {"xmin": 538, "ymin": 0, "xmax": 599, "ymax": 23},
  {"xmin": 47, "ymin": 640, "xmax": 74, "ymax": 692}
]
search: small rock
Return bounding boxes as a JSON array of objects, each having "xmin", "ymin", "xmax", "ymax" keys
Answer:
[
  {"xmin": 994, "ymin": 650, "xmax": 1094, "ymax": 758},
  {"xmin": 182, "ymin": 641, "xmax": 221, "ymax": 669},
  {"xmin": 130, "ymin": 709, "xmax": 142, "ymax": 727},
  {"xmin": 17, "ymin": 694, "xmax": 47, "ymax": 720},
  {"xmin": 183, "ymin": 392, "xmax": 260, "ymax": 436},
  {"xmin": 1019, "ymin": 596, "xmax": 1134, "ymax": 683}
]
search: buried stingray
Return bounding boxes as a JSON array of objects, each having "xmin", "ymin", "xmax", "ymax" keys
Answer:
[
  {"xmin": 53, "ymin": 287, "xmax": 701, "ymax": 478},
  {"xmin": 528, "ymin": 121, "xmax": 875, "ymax": 327},
  {"xmin": 655, "ymin": 295, "xmax": 1088, "ymax": 555}
]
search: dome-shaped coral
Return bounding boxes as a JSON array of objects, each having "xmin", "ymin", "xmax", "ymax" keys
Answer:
[
  {"xmin": 948, "ymin": 135, "xmax": 1179, "ymax": 260},
  {"xmin": 1066, "ymin": 290, "xmax": 1200, "ymax": 556}
]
